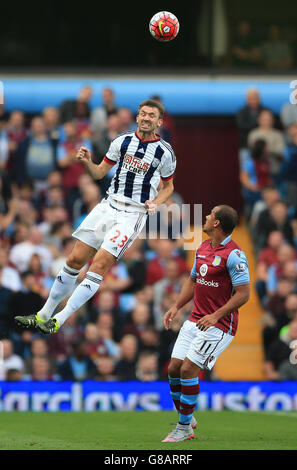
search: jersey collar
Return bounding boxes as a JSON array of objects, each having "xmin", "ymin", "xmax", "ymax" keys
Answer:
[
  {"xmin": 220, "ymin": 234, "xmax": 232, "ymax": 245},
  {"xmin": 135, "ymin": 131, "xmax": 161, "ymax": 143}
]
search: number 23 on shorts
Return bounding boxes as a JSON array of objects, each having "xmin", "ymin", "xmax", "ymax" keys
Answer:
[{"xmin": 109, "ymin": 230, "xmax": 128, "ymax": 248}]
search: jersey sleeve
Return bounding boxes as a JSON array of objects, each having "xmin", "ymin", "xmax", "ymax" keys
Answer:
[
  {"xmin": 190, "ymin": 244, "xmax": 202, "ymax": 279},
  {"xmin": 104, "ymin": 137, "xmax": 120, "ymax": 166},
  {"xmin": 226, "ymin": 249, "xmax": 250, "ymax": 286},
  {"xmin": 160, "ymin": 146, "xmax": 176, "ymax": 180}
]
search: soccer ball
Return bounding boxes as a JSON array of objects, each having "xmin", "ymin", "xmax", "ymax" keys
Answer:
[{"xmin": 149, "ymin": 11, "xmax": 179, "ymax": 42}]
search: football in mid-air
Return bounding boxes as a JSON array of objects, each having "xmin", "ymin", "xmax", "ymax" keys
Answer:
[{"xmin": 149, "ymin": 11, "xmax": 179, "ymax": 42}]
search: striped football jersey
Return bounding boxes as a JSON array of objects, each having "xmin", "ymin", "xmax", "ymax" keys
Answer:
[{"xmin": 103, "ymin": 131, "xmax": 176, "ymax": 206}]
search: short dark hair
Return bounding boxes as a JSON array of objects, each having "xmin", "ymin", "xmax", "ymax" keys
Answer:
[
  {"xmin": 214, "ymin": 205, "xmax": 238, "ymax": 235},
  {"xmin": 138, "ymin": 99, "xmax": 165, "ymax": 119}
]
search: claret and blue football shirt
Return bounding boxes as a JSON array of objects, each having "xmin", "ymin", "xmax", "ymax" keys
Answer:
[{"xmin": 190, "ymin": 234, "xmax": 250, "ymax": 335}]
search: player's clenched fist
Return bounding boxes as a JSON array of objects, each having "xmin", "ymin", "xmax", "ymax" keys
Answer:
[{"xmin": 76, "ymin": 146, "xmax": 91, "ymax": 164}]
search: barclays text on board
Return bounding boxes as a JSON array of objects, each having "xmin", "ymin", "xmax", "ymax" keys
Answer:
[{"xmin": 0, "ymin": 381, "xmax": 297, "ymax": 412}]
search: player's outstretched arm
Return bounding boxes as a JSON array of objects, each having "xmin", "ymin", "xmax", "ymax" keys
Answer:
[
  {"xmin": 76, "ymin": 147, "xmax": 112, "ymax": 180},
  {"xmin": 163, "ymin": 276, "xmax": 195, "ymax": 330}
]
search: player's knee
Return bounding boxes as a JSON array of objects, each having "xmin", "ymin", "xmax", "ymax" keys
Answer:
[
  {"xmin": 168, "ymin": 360, "xmax": 181, "ymax": 378},
  {"xmin": 66, "ymin": 253, "xmax": 85, "ymax": 270},
  {"xmin": 180, "ymin": 361, "xmax": 195, "ymax": 379},
  {"xmin": 89, "ymin": 256, "xmax": 114, "ymax": 275}
]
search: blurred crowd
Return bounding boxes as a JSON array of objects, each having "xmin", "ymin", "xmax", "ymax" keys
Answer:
[
  {"xmin": 0, "ymin": 85, "xmax": 190, "ymax": 383},
  {"xmin": 237, "ymin": 86, "xmax": 297, "ymax": 381},
  {"xmin": 231, "ymin": 22, "xmax": 294, "ymax": 69}
]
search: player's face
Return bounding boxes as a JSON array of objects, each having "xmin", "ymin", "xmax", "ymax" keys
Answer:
[
  {"xmin": 203, "ymin": 208, "xmax": 219, "ymax": 233},
  {"xmin": 136, "ymin": 106, "xmax": 163, "ymax": 134}
]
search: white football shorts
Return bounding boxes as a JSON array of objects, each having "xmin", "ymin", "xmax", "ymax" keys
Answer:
[
  {"xmin": 171, "ymin": 320, "xmax": 234, "ymax": 370},
  {"xmin": 72, "ymin": 197, "xmax": 147, "ymax": 259}
]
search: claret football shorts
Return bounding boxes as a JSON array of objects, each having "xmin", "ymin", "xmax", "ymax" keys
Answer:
[
  {"xmin": 72, "ymin": 197, "xmax": 147, "ymax": 259},
  {"xmin": 171, "ymin": 320, "xmax": 234, "ymax": 370}
]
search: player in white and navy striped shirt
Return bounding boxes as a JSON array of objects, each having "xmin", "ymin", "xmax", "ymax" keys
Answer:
[{"xmin": 15, "ymin": 99, "xmax": 177, "ymax": 334}]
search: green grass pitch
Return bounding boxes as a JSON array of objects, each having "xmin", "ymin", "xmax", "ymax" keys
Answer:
[{"xmin": 0, "ymin": 410, "xmax": 296, "ymax": 450}]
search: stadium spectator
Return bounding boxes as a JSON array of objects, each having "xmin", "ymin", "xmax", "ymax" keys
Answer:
[
  {"xmin": 58, "ymin": 339, "xmax": 97, "ymax": 381},
  {"xmin": 42, "ymin": 106, "xmax": 62, "ymax": 142},
  {"xmin": 30, "ymin": 357, "xmax": 55, "ymax": 381},
  {"xmin": 261, "ymin": 279, "xmax": 296, "ymax": 356},
  {"xmin": 12, "ymin": 116, "xmax": 58, "ymax": 192},
  {"xmin": 117, "ymin": 107, "xmax": 137, "ymax": 133},
  {"xmin": 9, "ymin": 225, "xmax": 53, "ymax": 273},
  {"xmin": 282, "ymin": 124, "xmax": 297, "ymax": 207},
  {"xmin": 27, "ymin": 253, "xmax": 52, "ymax": 298},
  {"xmin": 260, "ymin": 25, "xmax": 293, "ymax": 70},
  {"xmin": 254, "ymin": 200, "xmax": 294, "ymax": 252},
  {"xmin": 0, "ymin": 245, "xmax": 22, "ymax": 291},
  {"xmin": 8, "ymin": 270, "xmax": 44, "ymax": 332},
  {"xmin": 249, "ymin": 186, "xmax": 281, "ymax": 232},
  {"xmin": 0, "ymin": 128, "xmax": 9, "ymax": 171},
  {"xmin": 95, "ymin": 356, "xmax": 117, "ymax": 381},
  {"xmin": 114, "ymin": 334, "xmax": 139, "ymax": 381},
  {"xmin": 57, "ymin": 120, "xmax": 90, "ymax": 209},
  {"xmin": 48, "ymin": 311, "xmax": 85, "ymax": 363},
  {"xmin": 247, "ymin": 109, "xmax": 285, "ymax": 185},
  {"xmin": 123, "ymin": 303, "xmax": 153, "ymax": 338},
  {"xmin": 231, "ymin": 21, "xmax": 260, "ymax": 68},
  {"xmin": 255, "ymin": 230, "xmax": 285, "ymax": 302},
  {"xmin": 84, "ymin": 322, "xmax": 120, "ymax": 363},
  {"xmin": 59, "ymin": 85, "xmax": 93, "ymax": 124},
  {"xmin": 135, "ymin": 351, "xmax": 160, "ymax": 381},
  {"xmin": 5, "ymin": 368, "xmax": 23, "ymax": 381},
  {"xmin": 95, "ymin": 310, "xmax": 122, "ymax": 344},
  {"xmin": 90, "ymin": 87, "xmax": 118, "ymax": 135},
  {"xmin": 50, "ymin": 236, "xmax": 76, "ymax": 279},
  {"xmin": 236, "ymin": 87, "xmax": 265, "ymax": 150},
  {"xmin": 138, "ymin": 325, "xmax": 160, "ymax": 354},
  {"xmin": 264, "ymin": 319, "xmax": 297, "ymax": 380},
  {"xmin": 240, "ymin": 139, "xmax": 272, "ymax": 217},
  {"xmin": 91, "ymin": 113, "xmax": 120, "ymax": 195},
  {"xmin": 73, "ymin": 182, "xmax": 101, "ymax": 229},
  {"xmin": 24, "ymin": 337, "xmax": 56, "ymax": 377},
  {"xmin": 280, "ymin": 89, "xmax": 297, "ymax": 132},
  {"xmin": 0, "ymin": 338, "xmax": 24, "ymax": 380},
  {"xmin": 146, "ymin": 239, "xmax": 188, "ymax": 285},
  {"xmin": 118, "ymin": 240, "xmax": 147, "ymax": 313},
  {"xmin": 265, "ymin": 244, "xmax": 297, "ymax": 298},
  {"xmin": 5, "ymin": 110, "xmax": 27, "ymax": 168},
  {"xmin": 0, "ymin": 104, "xmax": 9, "ymax": 128}
]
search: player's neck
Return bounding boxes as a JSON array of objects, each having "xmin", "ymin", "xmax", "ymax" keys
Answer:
[
  {"xmin": 209, "ymin": 232, "xmax": 227, "ymax": 249},
  {"xmin": 136, "ymin": 129, "xmax": 158, "ymax": 142}
]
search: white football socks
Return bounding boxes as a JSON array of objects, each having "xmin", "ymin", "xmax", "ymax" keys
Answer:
[
  {"xmin": 54, "ymin": 271, "xmax": 103, "ymax": 327},
  {"xmin": 37, "ymin": 264, "xmax": 80, "ymax": 321}
]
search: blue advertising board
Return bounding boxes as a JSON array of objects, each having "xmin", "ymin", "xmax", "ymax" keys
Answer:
[
  {"xmin": 0, "ymin": 380, "xmax": 296, "ymax": 412},
  {"xmin": 1, "ymin": 77, "xmax": 294, "ymax": 115}
]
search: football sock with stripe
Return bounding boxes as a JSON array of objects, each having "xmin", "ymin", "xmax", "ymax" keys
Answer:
[
  {"xmin": 54, "ymin": 271, "xmax": 103, "ymax": 327},
  {"xmin": 169, "ymin": 375, "xmax": 181, "ymax": 411},
  {"xmin": 37, "ymin": 264, "xmax": 80, "ymax": 321},
  {"xmin": 179, "ymin": 377, "xmax": 200, "ymax": 425}
]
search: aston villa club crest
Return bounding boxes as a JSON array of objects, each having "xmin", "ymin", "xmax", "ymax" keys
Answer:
[{"xmin": 212, "ymin": 255, "xmax": 221, "ymax": 266}]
